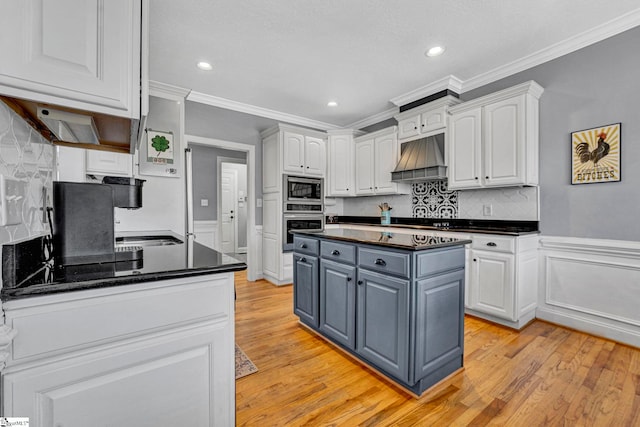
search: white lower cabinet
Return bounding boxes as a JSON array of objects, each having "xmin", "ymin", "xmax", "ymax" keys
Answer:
[
  {"xmin": 469, "ymin": 250, "xmax": 514, "ymax": 320},
  {"xmin": 1, "ymin": 273, "xmax": 236, "ymax": 425}
]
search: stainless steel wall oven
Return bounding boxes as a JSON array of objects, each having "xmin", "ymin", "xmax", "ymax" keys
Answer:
[{"xmin": 282, "ymin": 214, "xmax": 324, "ymax": 251}]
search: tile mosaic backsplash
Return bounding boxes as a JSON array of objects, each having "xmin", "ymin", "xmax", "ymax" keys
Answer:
[
  {"xmin": 412, "ymin": 181, "xmax": 458, "ymax": 218},
  {"xmin": 0, "ymin": 101, "xmax": 54, "ymax": 245}
]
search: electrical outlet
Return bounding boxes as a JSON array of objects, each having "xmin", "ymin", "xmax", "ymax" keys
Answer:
[
  {"xmin": 483, "ymin": 204, "xmax": 493, "ymax": 216},
  {"xmin": 200, "ymin": 199, "xmax": 209, "ymax": 207},
  {"xmin": 0, "ymin": 175, "xmax": 27, "ymax": 226},
  {"xmin": 257, "ymin": 198, "xmax": 263, "ymax": 208}
]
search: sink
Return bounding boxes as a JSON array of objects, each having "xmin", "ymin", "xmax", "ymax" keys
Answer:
[{"xmin": 115, "ymin": 235, "xmax": 184, "ymax": 247}]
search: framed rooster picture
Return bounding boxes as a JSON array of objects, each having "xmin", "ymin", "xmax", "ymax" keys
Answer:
[{"xmin": 571, "ymin": 123, "xmax": 621, "ymax": 184}]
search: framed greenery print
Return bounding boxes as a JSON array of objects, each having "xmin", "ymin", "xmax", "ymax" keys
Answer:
[
  {"xmin": 571, "ymin": 123, "xmax": 621, "ymax": 184},
  {"xmin": 139, "ymin": 129, "xmax": 180, "ymax": 177}
]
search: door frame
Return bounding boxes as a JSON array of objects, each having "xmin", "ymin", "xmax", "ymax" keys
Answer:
[
  {"xmin": 185, "ymin": 134, "xmax": 257, "ymax": 281},
  {"xmin": 218, "ymin": 159, "xmax": 247, "ymax": 254}
]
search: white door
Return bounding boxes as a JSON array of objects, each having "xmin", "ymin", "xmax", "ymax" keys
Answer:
[
  {"xmin": 303, "ymin": 136, "xmax": 326, "ymax": 176},
  {"xmin": 355, "ymin": 139, "xmax": 375, "ymax": 195},
  {"xmin": 220, "ymin": 168, "xmax": 237, "ymax": 253},
  {"xmin": 469, "ymin": 250, "xmax": 515, "ymax": 320},
  {"xmin": 374, "ymin": 133, "xmax": 398, "ymax": 194},
  {"xmin": 448, "ymin": 107, "xmax": 483, "ymax": 189}
]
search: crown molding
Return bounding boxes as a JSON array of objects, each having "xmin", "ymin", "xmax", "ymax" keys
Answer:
[
  {"xmin": 149, "ymin": 80, "xmax": 191, "ymax": 100},
  {"xmin": 187, "ymin": 90, "xmax": 341, "ymax": 131},
  {"xmin": 461, "ymin": 8, "xmax": 640, "ymax": 92},
  {"xmin": 389, "ymin": 75, "xmax": 463, "ymax": 107},
  {"xmin": 346, "ymin": 107, "xmax": 398, "ymax": 130}
]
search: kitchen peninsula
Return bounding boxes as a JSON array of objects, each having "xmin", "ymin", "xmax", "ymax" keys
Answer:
[
  {"xmin": 0, "ymin": 232, "xmax": 245, "ymax": 425},
  {"xmin": 292, "ymin": 228, "xmax": 471, "ymax": 396}
]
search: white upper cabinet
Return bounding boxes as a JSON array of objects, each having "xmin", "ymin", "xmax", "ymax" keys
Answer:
[
  {"xmin": 262, "ymin": 124, "xmax": 327, "ymax": 194},
  {"xmin": 86, "ymin": 151, "xmax": 133, "ymax": 177},
  {"xmin": 327, "ymin": 131, "xmax": 360, "ymax": 197},
  {"xmin": 282, "ymin": 131, "xmax": 326, "ymax": 177},
  {"xmin": 395, "ymin": 96, "xmax": 461, "ymax": 142},
  {"xmin": 447, "ymin": 81, "xmax": 543, "ymax": 190},
  {"xmin": 354, "ymin": 127, "xmax": 410, "ymax": 196},
  {"xmin": 0, "ymin": 0, "xmax": 145, "ymax": 119}
]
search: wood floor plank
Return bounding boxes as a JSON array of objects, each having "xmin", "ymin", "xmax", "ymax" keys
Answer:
[{"xmin": 233, "ymin": 271, "xmax": 640, "ymax": 426}]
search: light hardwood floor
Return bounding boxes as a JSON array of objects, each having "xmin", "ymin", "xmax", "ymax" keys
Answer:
[{"xmin": 234, "ymin": 271, "xmax": 640, "ymax": 426}]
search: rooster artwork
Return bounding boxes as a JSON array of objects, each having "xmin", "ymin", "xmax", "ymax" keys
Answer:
[{"xmin": 571, "ymin": 123, "xmax": 621, "ymax": 184}]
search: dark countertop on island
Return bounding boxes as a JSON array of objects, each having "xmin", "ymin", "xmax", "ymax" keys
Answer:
[
  {"xmin": 1, "ymin": 231, "xmax": 246, "ymax": 301},
  {"xmin": 294, "ymin": 228, "xmax": 472, "ymax": 251}
]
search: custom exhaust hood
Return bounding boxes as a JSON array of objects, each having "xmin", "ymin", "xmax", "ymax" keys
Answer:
[
  {"xmin": 391, "ymin": 133, "xmax": 447, "ymax": 182},
  {"xmin": 0, "ymin": 95, "xmax": 140, "ymax": 154}
]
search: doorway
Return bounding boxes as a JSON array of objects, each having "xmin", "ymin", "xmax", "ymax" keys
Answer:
[{"xmin": 185, "ymin": 135, "xmax": 257, "ymax": 281}]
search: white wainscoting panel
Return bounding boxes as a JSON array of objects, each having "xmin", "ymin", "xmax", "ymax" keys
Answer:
[
  {"xmin": 194, "ymin": 220, "xmax": 218, "ymax": 250},
  {"xmin": 538, "ymin": 236, "xmax": 640, "ymax": 347}
]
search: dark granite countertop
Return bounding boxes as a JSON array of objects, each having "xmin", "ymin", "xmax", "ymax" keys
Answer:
[
  {"xmin": 1, "ymin": 231, "xmax": 246, "ymax": 301},
  {"xmin": 325, "ymin": 216, "xmax": 539, "ymax": 236},
  {"xmin": 294, "ymin": 229, "xmax": 472, "ymax": 251}
]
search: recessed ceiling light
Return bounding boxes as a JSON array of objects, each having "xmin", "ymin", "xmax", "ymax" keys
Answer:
[
  {"xmin": 425, "ymin": 46, "xmax": 445, "ymax": 57},
  {"xmin": 197, "ymin": 61, "xmax": 213, "ymax": 71},
  {"xmin": 327, "ymin": 101, "xmax": 338, "ymax": 107}
]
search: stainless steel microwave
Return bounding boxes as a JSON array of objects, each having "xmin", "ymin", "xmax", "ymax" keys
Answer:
[{"xmin": 283, "ymin": 175, "xmax": 323, "ymax": 212}]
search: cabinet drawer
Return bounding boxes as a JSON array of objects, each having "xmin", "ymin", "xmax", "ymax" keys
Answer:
[
  {"xmin": 472, "ymin": 235, "xmax": 515, "ymax": 253},
  {"xmin": 321, "ymin": 241, "xmax": 356, "ymax": 264},
  {"xmin": 293, "ymin": 236, "xmax": 320, "ymax": 256},
  {"xmin": 358, "ymin": 247, "xmax": 410, "ymax": 278}
]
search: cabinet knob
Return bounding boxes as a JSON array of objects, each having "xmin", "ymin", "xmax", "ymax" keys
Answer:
[
  {"xmin": 475, "ymin": 177, "xmax": 478, "ymax": 180},
  {"xmin": 306, "ymin": 166, "xmax": 309, "ymax": 169},
  {"xmin": 331, "ymin": 249, "xmax": 340, "ymax": 256},
  {"xmin": 473, "ymin": 258, "xmax": 477, "ymax": 262},
  {"xmin": 300, "ymin": 165, "xmax": 304, "ymax": 168},
  {"xmin": 374, "ymin": 258, "xmax": 386, "ymax": 266},
  {"xmin": 370, "ymin": 187, "xmax": 373, "ymax": 190},
  {"xmin": 485, "ymin": 176, "xmax": 489, "ymax": 179},
  {"xmin": 486, "ymin": 242, "xmax": 497, "ymax": 247},
  {"xmin": 346, "ymin": 277, "xmax": 352, "ymax": 282},
  {"xmin": 300, "ymin": 243, "xmax": 307, "ymax": 248},
  {"xmin": 300, "ymin": 257, "xmax": 307, "ymax": 263},
  {"xmin": 414, "ymin": 126, "xmax": 417, "ymax": 130},
  {"xmin": 357, "ymin": 280, "xmax": 363, "ymax": 285}
]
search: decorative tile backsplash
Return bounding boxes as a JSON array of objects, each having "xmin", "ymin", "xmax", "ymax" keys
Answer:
[
  {"xmin": 0, "ymin": 101, "xmax": 54, "ymax": 245},
  {"xmin": 412, "ymin": 181, "xmax": 458, "ymax": 218}
]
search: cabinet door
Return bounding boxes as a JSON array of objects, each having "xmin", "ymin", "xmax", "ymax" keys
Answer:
[
  {"xmin": 421, "ymin": 107, "xmax": 447, "ymax": 133},
  {"xmin": 293, "ymin": 254, "xmax": 319, "ymax": 327},
  {"xmin": 2, "ymin": 327, "xmax": 232, "ymax": 426},
  {"xmin": 262, "ymin": 132, "xmax": 279, "ymax": 193},
  {"xmin": 304, "ymin": 137, "xmax": 326, "ymax": 177},
  {"xmin": 86, "ymin": 150, "xmax": 133, "ymax": 176},
  {"xmin": 320, "ymin": 259, "xmax": 356, "ymax": 349},
  {"xmin": 283, "ymin": 131, "xmax": 305, "ymax": 174},
  {"xmin": 483, "ymin": 95, "xmax": 526, "ymax": 186},
  {"xmin": 397, "ymin": 114, "xmax": 421, "ymax": 140},
  {"xmin": 356, "ymin": 269, "xmax": 409, "ymax": 382},
  {"xmin": 447, "ymin": 108, "xmax": 482, "ymax": 189},
  {"xmin": 414, "ymin": 270, "xmax": 464, "ymax": 382},
  {"xmin": 468, "ymin": 250, "xmax": 515, "ymax": 320},
  {"xmin": 373, "ymin": 133, "xmax": 398, "ymax": 194},
  {"xmin": 0, "ymin": 0, "xmax": 141, "ymax": 118},
  {"xmin": 327, "ymin": 135, "xmax": 354, "ymax": 196},
  {"xmin": 355, "ymin": 139, "xmax": 375, "ymax": 195}
]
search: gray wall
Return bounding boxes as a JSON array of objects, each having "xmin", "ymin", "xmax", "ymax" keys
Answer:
[
  {"xmin": 191, "ymin": 145, "xmax": 246, "ymax": 221},
  {"xmin": 186, "ymin": 101, "xmax": 279, "ymax": 226},
  {"xmin": 461, "ymin": 26, "xmax": 640, "ymax": 241}
]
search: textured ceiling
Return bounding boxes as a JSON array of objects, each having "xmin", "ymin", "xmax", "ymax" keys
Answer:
[{"xmin": 150, "ymin": 0, "xmax": 640, "ymax": 128}]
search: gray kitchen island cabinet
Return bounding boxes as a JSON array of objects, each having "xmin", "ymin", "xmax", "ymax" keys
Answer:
[{"xmin": 293, "ymin": 229, "xmax": 470, "ymax": 396}]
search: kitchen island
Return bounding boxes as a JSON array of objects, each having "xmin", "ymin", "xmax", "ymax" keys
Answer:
[
  {"xmin": 0, "ymin": 231, "xmax": 245, "ymax": 425},
  {"xmin": 292, "ymin": 228, "xmax": 471, "ymax": 396}
]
